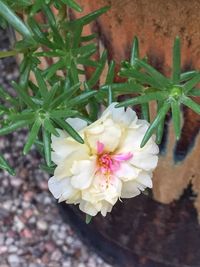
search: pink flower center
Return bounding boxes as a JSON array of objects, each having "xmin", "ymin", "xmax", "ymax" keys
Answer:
[{"xmin": 96, "ymin": 141, "xmax": 133, "ymax": 175}]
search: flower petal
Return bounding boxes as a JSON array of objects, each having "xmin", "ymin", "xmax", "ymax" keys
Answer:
[
  {"xmin": 136, "ymin": 171, "xmax": 153, "ymax": 188},
  {"xmin": 121, "ymin": 180, "xmax": 141, "ymax": 198},
  {"xmin": 103, "ymin": 102, "xmax": 137, "ymax": 126},
  {"xmin": 48, "ymin": 176, "xmax": 76, "ymax": 200},
  {"xmin": 130, "ymin": 154, "xmax": 158, "ymax": 171},
  {"xmin": 79, "ymin": 200, "xmax": 99, "ymax": 216},
  {"xmin": 51, "ymin": 136, "xmax": 87, "ymax": 165},
  {"xmin": 71, "ymin": 159, "xmax": 96, "ymax": 189},
  {"xmin": 66, "ymin": 117, "xmax": 87, "ymax": 132},
  {"xmin": 54, "ymin": 149, "xmax": 89, "ymax": 178},
  {"xmin": 115, "ymin": 162, "xmax": 141, "ymax": 181},
  {"xmin": 85, "ymin": 118, "xmax": 121, "ymax": 153}
]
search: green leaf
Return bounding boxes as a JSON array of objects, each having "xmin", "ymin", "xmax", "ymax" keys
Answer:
[
  {"xmin": 20, "ymin": 59, "xmax": 32, "ymax": 89},
  {"xmin": 116, "ymin": 92, "xmax": 167, "ymax": 108},
  {"xmin": 12, "ymin": 81, "xmax": 37, "ymax": 110},
  {"xmin": 61, "ymin": 0, "xmax": 82, "ymax": 12},
  {"xmin": 106, "ymin": 61, "xmax": 115, "ymax": 84},
  {"xmin": 141, "ymin": 102, "xmax": 170, "ymax": 147},
  {"xmin": 43, "ymin": 82, "xmax": 60, "ymax": 109},
  {"xmin": 130, "ymin": 36, "xmax": 139, "ymax": 66},
  {"xmin": 50, "ymin": 83, "xmax": 81, "ymax": 109},
  {"xmin": 71, "ymin": 6, "xmax": 110, "ymax": 26},
  {"xmin": 0, "ymin": 86, "xmax": 18, "ymax": 106},
  {"xmin": 0, "ymin": 120, "xmax": 29, "ymax": 136},
  {"xmin": 0, "ymin": 50, "xmax": 17, "ymax": 58},
  {"xmin": 43, "ymin": 119, "xmax": 60, "ymax": 137},
  {"xmin": 87, "ymin": 50, "xmax": 107, "ymax": 88},
  {"xmin": 28, "ymin": 17, "xmax": 54, "ymax": 48},
  {"xmin": 180, "ymin": 71, "xmax": 198, "ymax": 82},
  {"xmin": 44, "ymin": 60, "xmax": 65, "ymax": 80},
  {"xmin": 183, "ymin": 73, "xmax": 200, "ymax": 94},
  {"xmin": 0, "ymin": 0, "xmax": 35, "ymax": 43},
  {"xmin": 50, "ymin": 109, "xmax": 78, "ymax": 118},
  {"xmin": 188, "ymin": 88, "xmax": 200, "ymax": 96},
  {"xmin": 86, "ymin": 214, "xmax": 92, "ymax": 224},
  {"xmin": 172, "ymin": 36, "xmax": 181, "ymax": 84},
  {"xmin": 135, "ymin": 58, "xmax": 170, "ymax": 89},
  {"xmin": 119, "ymin": 68, "xmax": 162, "ymax": 89},
  {"xmin": 42, "ymin": 127, "xmax": 51, "ymax": 167},
  {"xmin": 68, "ymin": 90, "xmax": 97, "ymax": 107},
  {"xmin": 23, "ymin": 119, "xmax": 41, "ymax": 154},
  {"xmin": 171, "ymin": 100, "xmax": 181, "ymax": 140},
  {"xmin": 55, "ymin": 119, "xmax": 84, "ymax": 144},
  {"xmin": 0, "ymin": 154, "xmax": 15, "ymax": 175},
  {"xmin": 81, "ymin": 34, "xmax": 97, "ymax": 42},
  {"xmin": 8, "ymin": 112, "xmax": 35, "ymax": 122},
  {"xmin": 181, "ymin": 95, "xmax": 200, "ymax": 114},
  {"xmin": 100, "ymin": 82, "xmax": 143, "ymax": 94},
  {"xmin": 141, "ymin": 103, "xmax": 150, "ymax": 122},
  {"xmin": 73, "ymin": 43, "xmax": 97, "ymax": 57},
  {"xmin": 30, "ymin": 0, "xmax": 43, "ymax": 15},
  {"xmin": 77, "ymin": 58, "xmax": 99, "ymax": 67},
  {"xmin": 68, "ymin": 59, "xmax": 79, "ymax": 84},
  {"xmin": 40, "ymin": 164, "xmax": 55, "ymax": 174},
  {"xmin": 33, "ymin": 68, "xmax": 48, "ymax": 98}
]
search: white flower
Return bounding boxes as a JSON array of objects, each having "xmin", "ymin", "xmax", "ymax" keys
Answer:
[{"xmin": 48, "ymin": 103, "xmax": 159, "ymax": 217}]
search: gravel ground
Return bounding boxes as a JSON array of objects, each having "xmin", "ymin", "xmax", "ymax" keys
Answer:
[{"xmin": 0, "ymin": 29, "xmax": 112, "ymax": 267}]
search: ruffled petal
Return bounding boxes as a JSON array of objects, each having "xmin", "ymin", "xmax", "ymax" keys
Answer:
[
  {"xmin": 48, "ymin": 176, "xmax": 76, "ymax": 200},
  {"xmin": 66, "ymin": 117, "xmax": 87, "ymax": 132},
  {"xmin": 79, "ymin": 200, "xmax": 99, "ymax": 216},
  {"xmin": 70, "ymin": 159, "xmax": 96, "ymax": 189},
  {"xmin": 130, "ymin": 154, "xmax": 158, "ymax": 171},
  {"xmin": 115, "ymin": 162, "xmax": 141, "ymax": 181},
  {"xmin": 85, "ymin": 118, "xmax": 121, "ymax": 153},
  {"xmin": 103, "ymin": 102, "xmax": 137, "ymax": 126},
  {"xmin": 136, "ymin": 171, "xmax": 153, "ymax": 188},
  {"xmin": 121, "ymin": 180, "xmax": 141, "ymax": 198}
]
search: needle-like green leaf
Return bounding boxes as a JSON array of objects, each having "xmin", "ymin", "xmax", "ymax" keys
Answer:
[
  {"xmin": 0, "ymin": 0, "xmax": 35, "ymax": 43},
  {"xmin": 106, "ymin": 61, "xmax": 115, "ymax": 84},
  {"xmin": 116, "ymin": 92, "xmax": 167, "ymax": 108},
  {"xmin": 87, "ymin": 50, "xmax": 107, "ymax": 88},
  {"xmin": 43, "ymin": 119, "xmax": 60, "ymax": 137},
  {"xmin": 172, "ymin": 37, "xmax": 181, "ymax": 84},
  {"xmin": 0, "ymin": 120, "xmax": 29, "ymax": 135},
  {"xmin": 67, "ymin": 90, "xmax": 97, "ymax": 107},
  {"xmin": 141, "ymin": 102, "xmax": 170, "ymax": 147},
  {"xmin": 86, "ymin": 214, "xmax": 92, "ymax": 224},
  {"xmin": 34, "ymin": 68, "xmax": 48, "ymax": 98},
  {"xmin": 130, "ymin": 36, "xmax": 139, "ymax": 66},
  {"xmin": 12, "ymin": 81, "xmax": 37, "ymax": 110},
  {"xmin": 61, "ymin": 0, "xmax": 83, "ymax": 12},
  {"xmin": 181, "ymin": 96, "xmax": 200, "ymax": 114},
  {"xmin": 23, "ymin": 119, "xmax": 41, "ymax": 154},
  {"xmin": 70, "ymin": 6, "xmax": 110, "ymax": 26},
  {"xmin": 135, "ymin": 58, "xmax": 170, "ymax": 89},
  {"xmin": 141, "ymin": 103, "xmax": 150, "ymax": 122},
  {"xmin": 183, "ymin": 73, "xmax": 200, "ymax": 94},
  {"xmin": 171, "ymin": 100, "xmax": 181, "ymax": 139},
  {"xmin": 55, "ymin": 119, "xmax": 84, "ymax": 144},
  {"xmin": 0, "ymin": 154, "xmax": 15, "ymax": 175},
  {"xmin": 42, "ymin": 127, "xmax": 51, "ymax": 167}
]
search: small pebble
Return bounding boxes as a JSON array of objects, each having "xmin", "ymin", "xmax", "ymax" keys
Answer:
[{"xmin": 36, "ymin": 220, "xmax": 48, "ymax": 231}]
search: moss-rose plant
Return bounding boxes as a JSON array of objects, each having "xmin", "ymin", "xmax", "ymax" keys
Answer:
[{"xmin": 0, "ymin": 0, "xmax": 200, "ymax": 221}]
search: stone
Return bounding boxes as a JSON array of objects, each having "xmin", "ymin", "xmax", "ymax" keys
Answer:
[
  {"xmin": 51, "ymin": 250, "xmax": 62, "ymax": 261},
  {"xmin": 36, "ymin": 220, "xmax": 48, "ymax": 231},
  {"xmin": 8, "ymin": 254, "xmax": 20, "ymax": 264}
]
